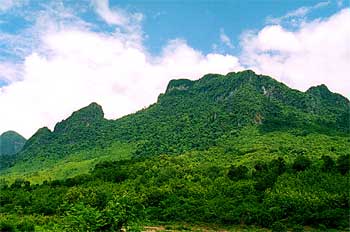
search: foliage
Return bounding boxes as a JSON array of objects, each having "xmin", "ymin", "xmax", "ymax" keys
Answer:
[
  {"xmin": 271, "ymin": 221, "xmax": 287, "ymax": 232},
  {"xmin": 337, "ymin": 154, "xmax": 349, "ymax": 175},
  {"xmin": 0, "ymin": 133, "xmax": 349, "ymax": 230},
  {"xmin": 0, "ymin": 70, "xmax": 349, "ymax": 230},
  {"xmin": 0, "ymin": 131, "xmax": 26, "ymax": 156},
  {"xmin": 4, "ymin": 70, "xmax": 349, "ymax": 170},
  {"xmin": 292, "ymin": 156, "xmax": 312, "ymax": 172},
  {"xmin": 0, "ymin": 131, "xmax": 26, "ymax": 170}
]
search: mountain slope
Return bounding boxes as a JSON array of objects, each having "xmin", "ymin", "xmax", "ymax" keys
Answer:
[
  {"xmin": 1, "ymin": 70, "xmax": 349, "ymax": 231},
  {"xmin": 0, "ymin": 131, "xmax": 26, "ymax": 156},
  {"xmin": 112, "ymin": 70, "xmax": 349, "ymax": 156},
  {"xmin": 0, "ymin": 131, "xmax": 26, "ymax": 169},
  {"xmin": 9, "ymin": 70, "xmax": 350, "ymax": 167}
]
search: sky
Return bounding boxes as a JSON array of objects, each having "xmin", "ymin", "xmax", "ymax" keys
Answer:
[{"xmin": 0, "ymin": 0, "xmax": 349, "ymax": 138}]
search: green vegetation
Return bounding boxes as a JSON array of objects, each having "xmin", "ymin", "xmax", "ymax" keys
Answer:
[
  {"xmin": 0, "ymin": 131, "xmax": 26, "ymax": 169},
  {"xmin": 0, "ymin": 141, "xmax": 135, "ymax": 184},
  {"xmin": 1, "ymin": 129, "xmax": 349, "ymax": 231},
  {"xmin": 0, "ymin": 70, "xmax": 349, "ymax": 231},
  {"xmin": 0, "ymin": 131, "xmax": 26, "ymax": 156}
]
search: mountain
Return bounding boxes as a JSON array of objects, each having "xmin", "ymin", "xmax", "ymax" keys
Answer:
[
  {"xmin": 9, "ymin": 70, "xmax": 350, "ymax": 167},
  {"xmin": 0, "ymin": 131, "xmax": 26, "ymax": 156},
  {"xmin": 21, "ymin": 103, "xmax": 108, "ymax": 159},
  {"xmin": 1, "ymin": 70, "xmax": 349, "ymax": 231},
  {"xmin": 0, "ymin": 131, "xmax": 26, "ymax": 169}
]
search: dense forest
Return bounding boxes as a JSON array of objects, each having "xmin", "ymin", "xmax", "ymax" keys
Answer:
[{"xmin": 0, "ymin": 70, "xmax": 349, "ymax": 231}]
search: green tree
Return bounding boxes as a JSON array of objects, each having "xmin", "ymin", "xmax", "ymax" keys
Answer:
[
  {"xmin": 292, "ymin": 156, "xmax": 311, "ymax": 172},
  {"xmin": 64, "ymin": 203, "xmax": 105, "ymax": 232},
  {"xmin": 321, "ymin": 155, "xmax": 335, "ymax": 172},
  {"xmin": 228, "ymin": 165, "xmax": 249, "ymax": 181},
  {"xmin": 102, "ymin": 195, "xmax": 144, "ymax": 232},
  {"xmin": 337, "ymin": 154, "xmax": 349, "ymax": 175}
]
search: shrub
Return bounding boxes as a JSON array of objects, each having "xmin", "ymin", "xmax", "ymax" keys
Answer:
[
  {"xmin": 17, "ymin": 219, "xmax": 35, "ymax": 232},
  {"xmin": 337, "ymin": 154, "xmax": 349, "ymax": 175},
  {"xmin": 292, "ymin": 224, "xmax": 304, "ymax": 232},
  {"xmin": 292, "ymin": 156, "xmax": 311, "ymax": 172},
  {"xmin": 271, "ymin": 221, "xmax": 287, "ymax": 232},
  {"xmin": 0, "ymin": 220, "xmax": 16, "ymax": 232},
  {"xmin": 321, "ymin": 155, "xmax": 335, "ymax": 172},
  {"xmin": 228, "ymin": 165, "xmax": 249, "ymax": 181}
]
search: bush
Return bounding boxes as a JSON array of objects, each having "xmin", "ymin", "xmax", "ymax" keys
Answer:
[
  {"xmin": 321, "ymin": 155, "xmax": 335, "ymax": 172},
  {"xmin": 17, "ymin": 219, "xmax": 35, "ymax": 232},
  {"xmin": 337, "ymin": 154, "xmax": 349, "ymax": 175},
  {"xmin": 292, "ymin": 224, "xmax": 304, "ymax": 232},
  {"xmin": 270, "ymin": 157, "xmax": 286, "ymax": 175},
  {"xmin": 64, "ymin": 203, "xmax": 105, "ymax": 232},
  {"xmin": 271, "ymin": 221, "xmax": 287, "ymax": 232},
  {"xmin": 0, "ymin": 220, "xmax": 16, "ymax": 232},
  {"xmin": 228, "ymin": 165, "xmax": 249, "ymax": 181},
  {"xmin": 292, "ymin": 156, "xmax": 311, "ymax": 172}
]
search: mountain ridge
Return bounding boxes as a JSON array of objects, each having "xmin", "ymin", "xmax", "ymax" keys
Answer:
[{"xmin": 5, "ymin": 70, "xmax": 350, "ymax": 169}]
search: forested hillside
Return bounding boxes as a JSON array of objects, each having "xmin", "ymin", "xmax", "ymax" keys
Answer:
[
  {"xmin": 0, "ymin": 131, "xmax": 26, "ymax": 169},
  {"xmin": 7, "ymin": 70, "xmax": 350, "ymax": 167},
  {"xmin": 0, "ymin": 70, "xmax": 349, "ymax": 231}
]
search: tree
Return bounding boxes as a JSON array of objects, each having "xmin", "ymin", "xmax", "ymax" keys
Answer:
[
  {"xmin": 292, "ymin": 156, "xmax": 311, "ymax": 172},
  {"xmin": 228, "ymin": 165, "xmax": 249, "ymax": 181},
  {"xmin": 102, "ymin": 195, "xmax": 144, "ymax": 232},
  {"xmin": 64, "ymin": 203, "xmax": 105, "ymax": 232},
  {"xmin": 337, "ymin": 154, "xmax": 349, "ymax": 175},
  {"xmin": 321, "ymin": 155, "xmax": 335, "ymax": 172},
  {"xmin": 270, "ymin": 157, "xmax": 286, "ymax": 175},
  {"xmin": 271, "ymin": 221, "xmax": 287, "ymax": 232}
]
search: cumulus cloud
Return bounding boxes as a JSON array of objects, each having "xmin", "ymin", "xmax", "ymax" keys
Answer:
[
  {"xmin": 241, "ymin": 8, "xmax": 350, "ymax": 98},
  {"xmin": 0, "ymin": 1, "xmax": 349, "ymax": 138},
  {"xmin": 0, "ymin": 2, "xmax": 243, "ymax": 137}
]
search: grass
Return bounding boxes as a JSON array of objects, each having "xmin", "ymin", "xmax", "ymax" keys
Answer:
[
  {"xmin": 1, "ymin": 129, "xmax": 349, "ymax": 185},
  {"xmin": 0, "ymin": 141, "xmax": 136, "ymax": 184}
]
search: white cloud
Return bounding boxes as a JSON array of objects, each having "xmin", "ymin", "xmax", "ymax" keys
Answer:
[
  {"xmin": 0, "ymin": 1, "xmax": 349, "ymax": 139},
  {"xmin": 266, "ymin": 1, "xmax": 330, "ymax": 25},
  {"xmin": 220, "ymin": 28, "xmax": 234, "ymax": 49},
  {"xmin": 0, "ymin": 4, "xmax": 243, "ymax": 138},
  {"xmin": 0, "ymin": 0, "xmax": 26, "ymax": 12},
  {"xmin": 0, "ymin": 62, "xmax": 23, "ymax": 83},
  {"xmin": 241, "ymin": 8, "xmax": 350, "ymax": 98},
  {"xmin": 91, "ymin": 0, "xmax": 143, "ymax": 32},
  {"xmin": 92, "ymin": 0, "xmax": 129, "ymax": 26}
]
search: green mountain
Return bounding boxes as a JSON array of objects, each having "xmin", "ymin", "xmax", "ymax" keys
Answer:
[
  {"xmin": 0, "ymin": 131, "xmax": 26, "ymax": 169},
  {"xmin": 0, "ymin": 131, "xmax": 26, "ymax": 156},
  {"xmin": 1, "ymin": 70, "xmax": 349, "ymax": 231},
  {"xmin": 13, "ymin": 70, "xmax": 349, "ymax": 165}
]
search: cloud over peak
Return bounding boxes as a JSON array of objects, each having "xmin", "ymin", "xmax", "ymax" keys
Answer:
[
  {"xmin": 0, "ymin": 1, "xmax": 349, "ymax": 138},
  {"xmin": 241, "ymin": 8, "xmax": 350, "ymax": 96},
  {"xmin": 0, "ymin": 1, "xmax": 243, "ymax": 137}
]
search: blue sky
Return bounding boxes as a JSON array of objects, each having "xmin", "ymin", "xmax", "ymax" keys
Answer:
[
  {"xmin": 120, "ymin": 0, "xmax": 344, "ymax": 54},
  {"xmin": 0, "ymin": 0, "xmax": 349, "ymax": 137},
  {"xmin": 0, "ymin": 0, "xmax": 345, "ymax": 64}
]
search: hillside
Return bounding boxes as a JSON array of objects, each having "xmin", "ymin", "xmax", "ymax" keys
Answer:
[
  {"xmin": 9, "ymin": 70, "xmax": 350, "ymax": 168},
  {"xmin": 0, "ymin": 70, "xmax": 349, "ymax": 231},
  {"xmin": 0, "ymin": 131, "xmax": 26, "ymax": 169},
  {"xmin": 0, "ymin": 131, "xmax": 26, "ymax": 156}
]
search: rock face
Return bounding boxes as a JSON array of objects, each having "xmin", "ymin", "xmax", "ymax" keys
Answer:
[{"xmin": 0, "ymin": 131, "xmax": 26, "ymax": 156}]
